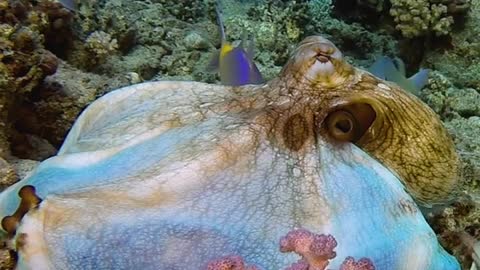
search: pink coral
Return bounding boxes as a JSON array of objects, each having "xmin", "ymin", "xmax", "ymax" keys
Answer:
[
  {"xmin": 206, "ymin": 255, "xmax": 260, "ymax": 270},
  {"xmin": 284, "ymin": 259, "xmax": 310, "ymax": 270},
  {"xmin": 340, "ymin": 256, "xmax": 375, "ymax": 270},
  {"xmin": 280, "ymin": 228, "xmax": 337, "ymax": 270},
  {"xmin": 280, "ymin": 228, "xmax": 375, "ymax": 270}
]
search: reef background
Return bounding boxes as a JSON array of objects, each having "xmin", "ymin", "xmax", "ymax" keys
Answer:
[{"xmin": 0, "ymin": 0, "xmax": 479, "ymax": 269}]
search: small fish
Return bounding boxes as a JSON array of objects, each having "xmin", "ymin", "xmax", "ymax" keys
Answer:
[
  {"xmin": 207, "ymin": 2, "xmax": 264, "ymax": 86},
  {"xmin": 368, "ymin": 56, "xmax": 429, "ymax": 96},
  {"xmin": 58, "ymin": 0, "xmax": 76, "ymax": 11}
]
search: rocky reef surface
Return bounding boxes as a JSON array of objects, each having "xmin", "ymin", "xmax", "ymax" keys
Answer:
[{"xmin": 0, "ymin": 0, "xmax": 479, "ymax": 268}]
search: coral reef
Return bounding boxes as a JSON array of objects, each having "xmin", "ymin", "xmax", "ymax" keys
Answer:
[
  {"xmin": 427, "ymin": 199, "xmax": 479, "ymax": 269},
  {"xmin": 389, "ymin": 0, "xmax": 454, "ymax": 38},
  {"xmin": 0, "ymin": 0, "xmax": 76, "ymax": 205},
  {"xmin": 424, "ymin": 0, "xmax": 480, "ymax": 90},
  {"xmin": 0, "ymin": 1, "xmax": 60, "ymax": 159},
  {"xmin": 85, "ymin": 30, "xmax": 118, "ymax": 62},
  {"xmin": 421, "ymin": 70, "xmax": 480, "ymax": 270},
  {"xmin": 0, "ymin": 0, "xmax": 76, "ymax": 160},
  {"xmin": 335, "ymin": 0, "xmax": 470, "ymax": 38},
  {"xmin": 12, "ymin": 61, "xmax": 130, "ymax": 149},
  {"xmin": 309, "ymin": 0, "xmax": 397, "ymax": 62}
]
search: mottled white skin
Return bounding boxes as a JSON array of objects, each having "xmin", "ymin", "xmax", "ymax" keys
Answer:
[{"xmin": 0, "ymin": 80, "xmax": 458, "ymax": 270}]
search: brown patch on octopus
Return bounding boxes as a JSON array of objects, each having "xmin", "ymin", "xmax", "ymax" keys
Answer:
[
  {"xmin": 1, "ymin": 185, "xmax": 42, "ymax": 236},
  {"xmin": 282, "ymin": 114, "xmax": 310, "ymax": 151}
]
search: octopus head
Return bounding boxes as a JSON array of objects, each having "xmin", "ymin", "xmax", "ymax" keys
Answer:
[{"xmin": 281, "ymin": 36, "xmax": 354, "ymax": 88}]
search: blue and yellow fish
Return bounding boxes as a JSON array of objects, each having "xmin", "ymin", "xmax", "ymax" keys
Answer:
[{"xmin": 207, "ymin": 4, "xmax": 264, "ymax": 86}]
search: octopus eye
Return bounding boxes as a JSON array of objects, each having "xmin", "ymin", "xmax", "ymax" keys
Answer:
[
  {"xmin": 325, "ymin": 103, "xmax": 376, "ymax": 143},
  {"xmin": 326, "ymin": 111, "xmax": 356, "ymax": 141}
]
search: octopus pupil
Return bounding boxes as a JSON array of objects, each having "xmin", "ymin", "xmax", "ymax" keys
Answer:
[{"xmin": 335, "ymin": 119, "xmax": 352, "ymax": 133}]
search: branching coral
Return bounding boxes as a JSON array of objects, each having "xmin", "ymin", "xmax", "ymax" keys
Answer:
[
  {"xmin": 206, "ymin": 256, "xmax": 259, "ymax": 270},
  {"xmin": 280, "ymin": 229, "xmax": 337, "ymax": 270},
  {"xmin": 205, "ymin": 228, "xmax": 376, "ymax": 270},
  {"xmin": 280, "ymin": 229, "xmax": 375, "ymax": 270},
  {"xmin": 389, "ymin": 0, "xmax": 470, "ymax": 38}
]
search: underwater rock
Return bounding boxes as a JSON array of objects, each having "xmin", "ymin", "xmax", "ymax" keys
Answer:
[
  {"xmin": 421, "ymin": 70, "xmax": 452, "ymax": 115},
  {"xmin": 0, "ymin": 0, "xmax": 72, "ymax": 197},
  {"xmin": 445, "ymin": 116, "xmax": 480, "ymax": 188},
  {"xmin": 0, "ymin": 36, "xmax": 460, "ymax": 269},
  {"xmin": 9, "ymin": 61, "xmax": 131, "ymax": 151},
  {"xmin": 0, "ymin": 158, "xmax": 17, "ymax": 190},
  {"xmin": 447, "ymin": 88, "xmax": 480, "ymax": 117},
  {"xmin": 184, "ymin": 31, "xmax": 212, "ymax": 51},
  {"xmin": 10, "ymin": 134, "xmax": 57, "ymax": 161},
  {"xmin": 423, "ymin": 0, "xmax": 480, "ymax": 90},
  {"xmin": 0, "ymin": 248, "xmax": 14, "ymax": 270},
  {"xmin": 422, "ymin": 71, "xmax": 480, "ymax": 130},
  {"xmin": 101, "ymin": 45, "xmax": 167, "ymax": 79},
  {"xmin": 426, "ymin": 51, "xmax": 480, "ymax": 91},
  {"xmin": 85, "ymin": 31, "xmax": 119, "ymax": 62},
  {"xmin": 428, "ymin": 198, "xmax": 480, "ymax": 270},
  {"xmin": 420, "ymin": 70, "xmax": 480, "ymax": 270},
  {"xmin": 8, "ymin": 159, "xmax": 40, "ymax": 181}
]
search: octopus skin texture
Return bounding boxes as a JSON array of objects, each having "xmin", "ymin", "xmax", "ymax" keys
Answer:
[{"xmin": 0, "ymin": 36, "xmax": 461, "ymax": 270}]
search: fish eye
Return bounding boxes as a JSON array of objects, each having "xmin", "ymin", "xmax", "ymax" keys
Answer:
[{"xmin": 324, "ymin": 103, "xmax": 376, "ymax": 143}]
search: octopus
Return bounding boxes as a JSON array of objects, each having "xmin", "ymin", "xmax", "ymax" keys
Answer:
[{"xmin": 0, "ymin": 36, "xmax": 461, "ymax": 269}]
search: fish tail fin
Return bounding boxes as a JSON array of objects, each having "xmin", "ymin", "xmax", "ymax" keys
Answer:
[
  {"xmin": 59, "ymin": 0, "xmax": 76, "ymax": 11},
  {"xmin": 245, "ymin": 34, "xmax": 255, "ymax": 60},
  {"xmin": 408, "ymin": 68, "xmax": 430, "ymax": 92},
  {"xmin": 215, "ymin": 0, "xmax": 226, "ymax": 44},
  {"xmin": 239, "ymin": 31, "xmax": 247, "ymax": 50},
  {"xmin": 392, "ymin": 57, "xmax": 406, "ymax": 76},
  {"xmin": 238, "ymin": 31, "xmax": 255, "ymax": 60}
]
